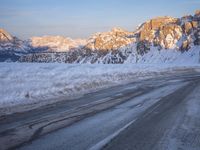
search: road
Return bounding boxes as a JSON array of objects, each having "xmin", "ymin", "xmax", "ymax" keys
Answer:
[{"xmin": 0, "ymin": 69, "xmax": 200, "ymax": 150}]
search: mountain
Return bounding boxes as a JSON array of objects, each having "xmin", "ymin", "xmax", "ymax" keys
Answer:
[
  {"xmin": 0, "ymin": 29, "xmax": 29, "ymax": 62},
  {"xmin": 85, "ymin": 27, "xmax": 135, "ymax": 51},
  {"xmin": 0, "ymin": 29, "xmax": 13, "ymax": 43},
  {"xmin": 30, "ymin": 36, "xmax": 86, "ymax": 52},
  {"xmin": 0, "ymin": 30, "xmax": 86, "ymax": 62},
  {"xmin": 1, "ymin": 10, "xmax": 200, "ymax": 63}
]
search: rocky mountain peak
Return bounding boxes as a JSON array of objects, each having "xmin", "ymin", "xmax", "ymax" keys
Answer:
[
  {"xmin": 135, "ymin": 11, "xmax": 200, "ymax": 51},
  {"xmin": 111, "ymin": 27, "xmax": 129, "ymax": 34},
  {"xmin": 141, "ymin": 16, "xmax": 178, "ymax": 30},
  {"xmin": 0, "ymin": 28, "xmax": 13, "ymax": 43},
  {"xmin": 137, "ymin": 16, "xmax": 179, "ymax": 42},
  {"xmin": 195, "ymin": 10, "xmax": 200, "ymax": 17},
  {"xmin": 85, "ymin": 27, "xmax": 134, "ymax": 51}
]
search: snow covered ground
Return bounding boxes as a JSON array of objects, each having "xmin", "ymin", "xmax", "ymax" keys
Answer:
[{"xmin": 0, "ymin": 63, "xmax": 200, "ymax": 115}]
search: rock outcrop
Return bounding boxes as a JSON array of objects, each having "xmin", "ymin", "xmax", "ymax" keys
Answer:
[
  {"xmin": 136, "ymin": 16, "xmax": 195, "ymax": 50},
  {"xmin": 138, "ymin": 17, "xmax": 178, "ymax": 42}
]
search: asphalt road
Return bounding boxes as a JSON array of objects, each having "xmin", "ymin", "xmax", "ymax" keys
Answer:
[
  {"xmin": 0, "ymin": 69, "xmax": 200, "ymax": 150},
  {"xmin": 104, "ymin": 76, "xmax": 200, "ymax": 150}
]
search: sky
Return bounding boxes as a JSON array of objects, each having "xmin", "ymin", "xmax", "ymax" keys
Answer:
[{"xmin": 0, "ymin": 0, "xmax": 199, "ymax": 39}]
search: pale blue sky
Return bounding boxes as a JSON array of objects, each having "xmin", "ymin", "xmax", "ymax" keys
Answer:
[{"xmin": 0, "ymin": 0, "xmax": 199, "ymax": 39}]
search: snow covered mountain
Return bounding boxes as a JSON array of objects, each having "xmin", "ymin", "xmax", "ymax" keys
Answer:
[
  {"xmin": 0, "ymin": 30, "xmax": 86, "ymax": 62},
  {"xmin": 0, "ymin": 29, "xmax": 30, "ymax": 62},
  {"xmin": 1, "ymin": 10, "xmax": 200, "ymax": 63},
  {"xmin": 0, "ymin": 29, "xmax": 13, "ymax": 43},
  {"xmin": 30, "ymin": 36, "xmax": 86, "ymax": 52}
]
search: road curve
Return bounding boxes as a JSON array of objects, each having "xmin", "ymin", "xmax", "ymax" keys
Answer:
[{"xmin": 0, "ymin": 69, "xmax": 200, "ymax": 150}]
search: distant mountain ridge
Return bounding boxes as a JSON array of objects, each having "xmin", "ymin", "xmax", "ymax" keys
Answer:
[
  {"xmin": 0, "ymin": 10, "xmax": 200, "ymax": 63},
  {"xmin": 30, "ymin": 36, "xmax": 86, "ymax": 52}
]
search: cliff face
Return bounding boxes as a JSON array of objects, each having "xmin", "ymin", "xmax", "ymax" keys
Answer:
[{"xmin": 135, "ymin": 13, "xmax": 200, "ymax": 52}]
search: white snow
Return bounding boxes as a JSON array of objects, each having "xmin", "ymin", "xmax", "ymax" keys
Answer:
[
  {"xmin": 0, "ymin": 63, "xmax": 200, "ymax": 115},
  {"xmin": 124, "ymin": 46, "xmax": 200, "ymax": 64}
]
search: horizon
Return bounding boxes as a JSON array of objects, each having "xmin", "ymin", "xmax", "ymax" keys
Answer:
[{"xmin": 0, "ymin": 0, "xmax": 199, "ymax": 39}]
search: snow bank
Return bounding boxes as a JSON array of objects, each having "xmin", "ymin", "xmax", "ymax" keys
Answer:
[{"xmin": 0, "ymin": 63, "xmax": 199, "ymax": 114}]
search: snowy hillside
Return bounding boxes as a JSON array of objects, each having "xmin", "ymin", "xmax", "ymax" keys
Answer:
[{"xmin": 124, "ymin": 46, "xmax": 200, "ymax": 64}]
